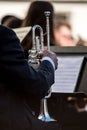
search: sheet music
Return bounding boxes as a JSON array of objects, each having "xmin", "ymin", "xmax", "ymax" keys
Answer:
[
  {"xmin": 52, "ymin": 56, "xmax": 84, "ymax": 93},
  {"xmin": 13, "ymin": 26, "xmax": 31, "ymax": 42}
]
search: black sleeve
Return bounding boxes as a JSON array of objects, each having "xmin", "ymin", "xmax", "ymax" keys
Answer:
[{"xmin": 0, "ymin": 25, "xmax": 54, "ymax": 98}]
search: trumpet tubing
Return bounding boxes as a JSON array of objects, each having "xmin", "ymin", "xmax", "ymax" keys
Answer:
[
  {"xmin": 28, "ymin": 25, "xmax": 44, "ymax": 65},
  {"xmin": 28, "ymin": 11, "xmax": 51, "ymax": 64},
  {"xmin": 44, "ymin": 11, "xmax": 50, "ymax": 51}
]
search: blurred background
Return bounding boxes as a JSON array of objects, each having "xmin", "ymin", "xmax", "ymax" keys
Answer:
[{"xmin": 0, "ymin": 0, "xmax": 87, "ymax": 44}]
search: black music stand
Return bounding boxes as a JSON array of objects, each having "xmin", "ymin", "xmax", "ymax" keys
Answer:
[{"xmin": 50, "ymin": 46, "xmax": 87, "ymax": 97}]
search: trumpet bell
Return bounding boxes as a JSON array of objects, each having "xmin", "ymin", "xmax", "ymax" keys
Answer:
[{"xmin": 38, "ymin": 98, "xmax": 56, "ymax": 122}]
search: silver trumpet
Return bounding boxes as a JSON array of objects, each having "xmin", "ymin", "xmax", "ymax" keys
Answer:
[{"xmin": 28, "ymin": 11, "xmax": 56, "ymax": 122}]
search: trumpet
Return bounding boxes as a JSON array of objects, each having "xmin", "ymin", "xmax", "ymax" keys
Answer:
[{"xmin": 28, "ymin": 11, "xmax": 56, "ymax": 122}]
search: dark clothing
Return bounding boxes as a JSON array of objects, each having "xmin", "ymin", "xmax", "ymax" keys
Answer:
[
  {"xmin": 61, "ymin": 104, "xmax": 87, "ymax": 130},
  {"xmin": 0, "ymin": 25, "xmax": 61, "ymax": 130},
  {"xmin": 0, "ymin": 25, "xmax": 54, "ymax": 98}
]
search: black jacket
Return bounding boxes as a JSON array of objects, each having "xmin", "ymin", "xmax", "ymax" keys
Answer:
[
  {"xmin": 0, "ymin": 25, "xmax": 55, "ymax": 97},
  {"xmin": 0, "ymin": 25, "xmax": 60, "ymax": 130}
]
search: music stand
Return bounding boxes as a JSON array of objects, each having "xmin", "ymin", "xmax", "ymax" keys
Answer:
[{"xmin": 50, "ymin": 46, "xmax": 87, "ymax": 97}]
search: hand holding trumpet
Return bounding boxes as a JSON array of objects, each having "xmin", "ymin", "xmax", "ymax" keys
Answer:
[{"xmin": 42, "ymin": 50, "xmax": 58, "ymax": 70}]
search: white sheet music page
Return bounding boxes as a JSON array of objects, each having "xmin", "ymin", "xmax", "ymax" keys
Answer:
[
  {"xmin": 13, "ymin": 26, "xmax": 31, "ymax": 42},
  {"xmin": 52, "ymin": 56, "xmax": 84, "ymax": 93}
]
